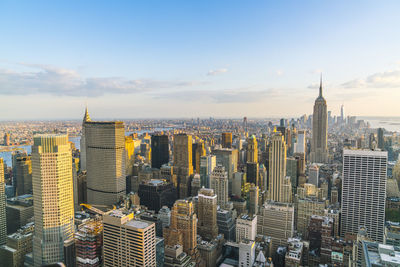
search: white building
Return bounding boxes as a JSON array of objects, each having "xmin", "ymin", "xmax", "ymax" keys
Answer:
[
  {"xmin": 239, "ymin": 239, "xmax": 256, "ymax": 267},
  {"xmin": 236, "ymin": 214, "xmax": 257, "ymax": 243},
  {"xmin": 341, "ymin": 149, "xmax": 387, "ymax": 243}
]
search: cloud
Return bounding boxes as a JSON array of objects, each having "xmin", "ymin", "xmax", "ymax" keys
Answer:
[
  {"xmin": 276, "ymin": 70, "xmax": 283, "ymax": 76},
  {"xmin": 207, "ymin": 68, "xmax": 228, "ymax": 76},
  {"xmin": 342, "ymin": 70, "xmax": 400, "ymax": 88},
  {"xmin": 0, "ymin": 64, "xmax": 200, "ymax": 97}
]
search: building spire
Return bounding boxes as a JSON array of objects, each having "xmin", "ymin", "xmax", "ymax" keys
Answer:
[
  {"xmin": 319, "ymin": 73, "xmax": 323, "ymax": 97},
  {"xmin": 83, "ymin": 105, "xmax": 91, "ymax": 123}
]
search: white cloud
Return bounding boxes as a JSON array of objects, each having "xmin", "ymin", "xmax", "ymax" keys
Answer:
[
  {"xmin": 207, "ymin": 68, "xmax": 228, "ymax": 76},
  {"xmin": 342, "ymin": 70, "xmax": 400, "ymax": 88},
  {"xmin": 0, "ymin": 64, "xmax": 201, "ymax": 97}
]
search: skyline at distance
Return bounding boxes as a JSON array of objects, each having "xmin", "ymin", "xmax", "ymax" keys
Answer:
[{"xmin": 1, "ymin": 1, "xmax": 400, "ymax": 120}]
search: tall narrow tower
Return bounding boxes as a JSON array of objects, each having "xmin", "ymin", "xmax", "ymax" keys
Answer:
[
  {"xmin": 0, "ymin": 158, "xmax": 6, "ymax": 246},
  {"xmin": 173, "ymin": 134, "xmax": 193, "ymax": 198},
  {"xmin": 247, "ymin": 135, "xmax": 258, "ymax": 163},
  {"xmin": 268, "ymin": 131, "xmax": 287, "ymax": 202},
  {"xmin": 32, "ymin": 134, "xmax": 74, "ymax": 266},
  {"xmin": 310, "ymin": 76, "xmax": 329, "ymax": 163},
  {"xmin": 80, "ymin": 106, "xmax": 91, "ymax": 171},
  {"xmin": 197, "ymin": 188, "xmax": 218, "ymax": 241}
]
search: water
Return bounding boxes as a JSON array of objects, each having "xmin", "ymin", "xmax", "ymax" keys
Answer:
[
  {"xmin": 359, "ymin": 117, "xmax": 400, "ymax": 132},
  {"xmin": 0, "ymin": 128, "xmax": 175, "ymax": 167},
  {"xmin": 1, "ymin": 136, "xmax": 81, "ymax": 167}
]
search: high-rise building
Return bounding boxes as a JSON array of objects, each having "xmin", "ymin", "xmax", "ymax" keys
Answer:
[
  {"xmin": 246, "ymin": 162, "xmax": 259, "ymax": 186},
  {"xmin": 197, "ymin": 188, "xmax": 218, "ymax": 241},
  {"xmin": 0, "ymin": 158, "xmax": 6, "ymax": 246},
  {"xmin": 75, "ymin": 219, "xmax": 103, "ymax": 267},
  {"xmin": 221, "ymin": 132, "xmax": 232, "ymax": 148},
  {"xmin": 247, "ymin": 135, "xmax": 258, "ymax": 163},
  {"xmin": 210, "ymin": 166, "xmax": 229, "ymax": 208},
  {"xmin": 308, "ymin": 164, "xmax": 319, "ymax": 187},
  {"xmin": 138, "ymin": 179, "xmax": 177, "ymax": 213},
  {"xmin": 236, "ymin": 214, "xmax": 257, "ymax": 243},
  {"xmin": 294, "ymin": 130, "xmax": 306, "ymax": 154},
  {"xmin": 173, "ymin": 134, "xmax": 194, "ymax": 199},
  {"xmin": 296, "ymin": 196, "xmax": 325, "ymax": 237},
  {"xmin": 239, "ymin": 239, "xmax": 256, "ymax": 267},
  {"xmin": 310, "ymin": 77, "xmax": 329, "ymax": 163},
  {"xmin": 151, "ymin": 135, "xmax": 170, "ymax": 169},
  {"xmin": 268, "ymin": 132, "xmax": 287, "ymax": 202},
  {"xmin": 200, "ymin": 155, "xmax": 216, "ymax": 188},
  {"xmin": 103, "ymin": 209, "xmax": 156, "ymax": 266},
  {"xmin": 14, "ymin": 155, "xmax": 32, "ymax": 196},
  {"xmin": 217, "ymin": 209, "xmax": 236, "ymax": 241},
  {"xmin": 158, "ymin": 206, "xmax": 171, "ymax": 229},
  {"xmin": 258, "ymin": 202, "xmax": 294, "ymax": 251},
  {"xmin": 192, "ymin": 141, "xmax": 206, "ymax": 174},
  {"xmin": 341, "ymin": 149, "xmax": 387, "ymax": 243},
  {"xmin": 80, "ymin": 106, "xmax": 91, "ymax": 171},
  {"xmin": 32, "ymin": 134, "xmax": 75, "ymax": 266},
  {"xmin": 249, "ymin": 185, "xmax": 259, "ymax": 215},
  {"xmin": 163, "ymin": 199, "xmax": 200, "ymax": 262},
  {"xmin": 6, "ymin": 194, "xmax": 34, "ymax": 234},
  {"xmin": 85, "ymin": 115, "xmax": 126, "ymax": 206},
  {"xmin": 377, "ymin": 128, "xmax": 385, "ymax": 150}
]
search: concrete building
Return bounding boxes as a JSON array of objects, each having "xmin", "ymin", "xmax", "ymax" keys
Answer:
[
  {"xmin": 163, "ymin": 199, "xmax": 200, "ymax": 263},
  {"xmin": 85, "ymin": 116, "xmax": 126, "ymax": 206},
  {"xmin": 246, "ymin": 162, "xmax": 259, "ymax": 186},
  {"xmin": 294, "ymin": 130, "xmax": 306, "ymax": 154},
  {"xmin": 285, "ymin": 238, "xmax": 303, "ymax": 267},
  {"xmin": 232, "ymin": 172, "xmax": 244, "ymax": 197},
  {"xmin": 210, "ymin": 166, "xmax": 229, "ymax": 208},
  {"xmin": 257, "ymin": 202, "xmax": 294, "ymax": 251},
  {"xmin": 173, "ymin": 134, "xmax": 194, "ymax": 198},
  {"xmin": 197, "ymin": 236, "xmax": 224, "ymax": 267},
  {"xmin": 247, "ymin": 135, "xmax": 258, "ymax": 163},
  {"xmin": 192, "ymin": 141, "xmax": 206, "ymax": 174},
  {"xmin": 236, "ymin": 214, "xmax": 257, "ymax": 243},
  {"xmin": 384, "ymin": 222, "xmax": 400, "ymax": 246},
  {"xmin": 362, "ymin": 241, "xmax": 400, "ymax": 267},
  {"xmin": 0, "ymin": 222, "xmax": 34, "ymax": 267},
  {"xmin": 238, "ymin": 239, "xmax": 256, "ymax": 267},
  {"xmin": 0, "ymin": 158, "xmax": 6, "ymax": 246},
  {"xmin": 197, "ymin": 188, "xmax": 218, "ymax": 241},
  {"xmin": 164, "ymin": 245, "xmax": 196, "ymax": 267},
  {"xmin": 310, "ymin": 78, "xmax": 329, "ymax": 163},
  {"xmin": 249, "ymin": 185, "xmax": 259, "ymax": 215},
  {"xmin": 32, "ymin": 134, "xmax": 75, "ymax": 266},
  {"xmin": 6, "ymin": 194, "xmax": 33, "ymax": 234},
  {"xmin": 341, "ymin": 149, "xmax": 387, "ymax": 243},
  {"xmin": 268, "ymin": 132, "xmax": 287, "ymax": 203},
  {"xmin": 308, "ymin": 164, "xmax": 319, "ymax": 187},
  {"xmin": 158, "ymin": 206, "xmax": 171, "ymax": 229},
  {"xmin": 103, "ymin": 209, "xmax": 156, "ymax": 266},
  {"xmin": 296, "ymin": 197, "xmax": 325, "ymax": 237}
]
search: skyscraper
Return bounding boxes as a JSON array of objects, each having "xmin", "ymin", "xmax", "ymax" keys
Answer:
[
  {"xmin": 197, "ymin": 188, "xmax": 218, "ymax": 241},
  {"xmin": 80, "ymin": 106, "xmax": 91, "ymax": 171},
  {"xmin": 341, "ymin": 149, "xmax": 387, "ymax": 242},
  {"xmin": 310, "ymin": 77, "xmax": 329, "ymax": 163},
  {"xmin": 173, "ymin": 134, "xmax": 193, "ymax": 198},
  {"xmin": 85, "ymin": 114, "xmax": 126, "ymax": 206},
  {"xmin": 221, "ymin": 132, "xmax": 233, "ymax": 148},
  {"xmin": 14, "ymin": 155, "xmax": 32, "ymax": 196},
  {"xmin": 0, "ymin": 158, "xmax": 6, "ymax": 246},
  {"xmin": 103, "ymin": 209, "xmax": 156, "ymax": 266},
  {"xmin": 268, "ymin": 131, "xmax": 287, "ymax": 202},
  {"xmin": 377, "ymin": 128, "xmax": 385, "ymax": 150},
  {"xmin": 163, "ymin": 199, "xmax": 200, "ymax": 262},
  {"xmin": 210, "ymin": 165, "xmax": 229, "ymax": 208},
  {"xmin": 32, "ymin": 134, "xmax": 74, "ymax": 266},
  {"xmin": 200, "ymin": 155, "xmax": 216, "ymax": 188},
  {"xmin": 151, "ymin": 135, "xmax": 169, "ymax": 169},
  {"xmin": 247, "ymin": 135, "xmax": 258, "ymax": 163}
]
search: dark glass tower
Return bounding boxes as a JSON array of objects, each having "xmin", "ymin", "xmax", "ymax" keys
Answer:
[{"xmin": 151, "ymin": 135, "xmax": 169, "ymax": 169}]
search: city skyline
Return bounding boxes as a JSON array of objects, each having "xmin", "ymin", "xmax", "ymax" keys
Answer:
[{"xmin": 1, "ymin": 1, "xmax": 400, "ymax": 119}]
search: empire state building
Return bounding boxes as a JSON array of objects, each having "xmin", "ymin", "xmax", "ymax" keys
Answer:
[{"xmin": 310, "ymin": 77, "xmax": 329, "ymax": 163}]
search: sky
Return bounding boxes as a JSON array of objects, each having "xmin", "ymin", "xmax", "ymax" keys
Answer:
[{"xmin": 1, "ymin": 0, "xmax": 400, "ymax": 120}]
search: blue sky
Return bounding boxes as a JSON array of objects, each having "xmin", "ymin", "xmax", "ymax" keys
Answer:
[{"xmin": 1, "ymin": 1, "xmax": 400, "ymax": 119}]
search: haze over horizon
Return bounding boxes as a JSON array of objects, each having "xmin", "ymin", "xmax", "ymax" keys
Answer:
[{"xmin": 1, "ymin": 1, "xmax": 400, "ymax": 120}]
